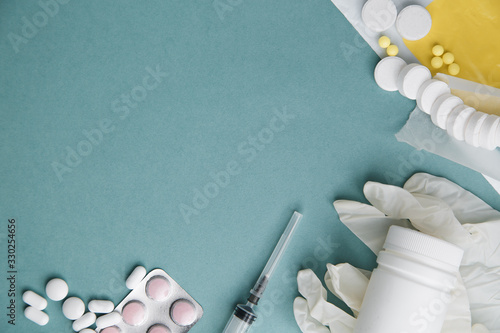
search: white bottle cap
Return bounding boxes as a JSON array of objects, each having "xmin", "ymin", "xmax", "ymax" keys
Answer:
[{"xmin": 384, "ymin": 226, "xmax": 464, "ymax": 268}]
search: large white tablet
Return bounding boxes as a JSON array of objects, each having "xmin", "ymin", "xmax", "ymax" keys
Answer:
[{"xmin": 374, "ymin": 56, "xmax": 407, "ymax": 92}]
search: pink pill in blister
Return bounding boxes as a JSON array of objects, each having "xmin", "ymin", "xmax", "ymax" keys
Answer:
[
  {"xmin": 148, "ymin": 324, "xmax": 171, "ymax": 333},
  {"xmin": 171, "ymin": 300, "xmax": 196, "ymax": 326},
  {"xmin": 146, "ymin": 276, "xmax": 171, "ymax": 301},
  {"xmin": 101, "ymin": 326, "xmax": 121, "ymax": 333},
  {"xmin": 122, "ymin": 301, "xmax": 146, "ymax": 326}
]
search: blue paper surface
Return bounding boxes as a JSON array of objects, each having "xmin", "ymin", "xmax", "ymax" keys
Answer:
[{"xmin": 1, "ymin": 1, "xmax": 499, "ymax": 332}]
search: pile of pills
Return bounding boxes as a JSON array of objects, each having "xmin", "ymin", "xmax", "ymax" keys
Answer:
[
  {"xmin": 431, "ymin": 45, "xmax": 460, "ymax": 75},
  {"xmin": 362, "ymin": 0, "xmax": 432, "ymax": 41},
  {"xmin": 374, "ymin": 56, "xmax": 500, "ymax": 150},
  {"xmin": 378, "ymin": 36, "xmax": 399, "ymax": 57},
  {"xmin": 23, "ymin": 276, "xmax": 114, "ymax": 332}
]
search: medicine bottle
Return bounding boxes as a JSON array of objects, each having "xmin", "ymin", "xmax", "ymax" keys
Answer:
[{"xmin": 353, "ymin": 226, "xmax": 464, "ymax": 333}]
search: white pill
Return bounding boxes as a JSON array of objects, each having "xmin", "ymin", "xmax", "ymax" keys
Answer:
[
  {"xmin": 430, "ymin": 93, "xmax": 463, "ymax": 129},
  {"xmin": 396, "ymin": 5, "xmax": 432, "ymax": 41},
  {"xmin": 362, "ymin": 0, "xmax": 397, "ymax": 32},
  {"xmin": 447, "ymin": 105, "xmax": 475, "ymax": 141},
  {"xmin": 46, "ymin": 278, "xmax": 69, "ymax": 301},
  {"xmin": 24, "ymin": 306, "xmax": 49, "ymax": 326},
  {"xmin": 479, "ymin": 115, "xmax": 500, "ymax": 150},
  {"xmin": 397, "ymin": 63, "xmax": 431, "ymax": 99},
  {"xmin": 23, "ymin": 290, "xmax": 47, "ymax": 310},
  {"xmin": 126, "ymin": 266, "xmax": 147, "ymax": 289},
  {"xmin": 416, "ymin": 79, "xmax": 450, "ymax": 114},
  {"xmin": 95, "ymin": 311, "xmax": 122, "ymax": 328},
  {"xmin": 496, "ymin": 122, "xmax": 500, "ymax": 147},
  {"xmin": 465, "ymin": 111, "xmax": 488, "ymax": 147},
  {"xmin": 89, "ymin": 299, "xmax": 115, "ymax": 313},
  {"xmin": 72, "ymin": 312, "xmax": 96, "ymax": 332},
  {"xmin": 79, "ymin": 329, "xmax": 96, "ymax": 333},
  {"xmin": 374, "ymin": 56, "xmax": 407, "ymax": 92},
  {"xmin": 62, "ymin": 297, "xmax": 86, "ymax": 320}
]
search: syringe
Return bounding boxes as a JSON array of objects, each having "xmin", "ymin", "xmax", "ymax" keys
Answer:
[{"xmin": 222, "ymin": 211, "xmax": 303, "ymax": 333}]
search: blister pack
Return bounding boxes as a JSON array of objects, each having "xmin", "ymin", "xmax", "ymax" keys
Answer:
[{"xmin": 98, "ymin": 268, "xmax": 203, "ymax": 333}]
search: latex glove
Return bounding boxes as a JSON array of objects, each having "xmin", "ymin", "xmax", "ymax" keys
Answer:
[
  {"xmin": 294, "ymin": 263, "xmax": 490, "ymax": 333},
  {"xmin": 334, "ymin": 173, "xmax": 500, "ymax": 331}
]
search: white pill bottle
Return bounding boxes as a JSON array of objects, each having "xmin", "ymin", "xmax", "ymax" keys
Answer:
[{"xmin": 353, "ymin": 226, "xmax": 464, "ymax": 333}]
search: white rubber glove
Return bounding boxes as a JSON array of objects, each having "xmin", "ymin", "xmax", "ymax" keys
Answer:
[
  {"xmin": 294, "ymin": 263, "xmax": 490, "ymax": 333},
  {"xmin": 333, "ymin": 173, "xmax": 500, "ymax": 332}
]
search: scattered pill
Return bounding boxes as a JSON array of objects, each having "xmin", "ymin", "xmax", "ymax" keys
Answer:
[
  {"xmin": 24, "ymin": 306, "xmax": 49, "ymax": 326},
  {"xmin": 443, "ymin": 52, "xmax": 455, "ymax": 65},
  {"xmin": 378, "ymin": 36, "xmax": 391, "ymax": 48},
  {"xmin": 96, "ymin": 311, "xmax": 122, "ymax": 328},
  {"xmin": 126, "ymin": 266, "xmax": 147, "ymax": 290},
  {"xmin": 465, "ymin": 111, "xmax": 488, "ymax": 147},
  {"xmin": 89, "ymin": 299, "xmax": 115, "ymax": 314},
  {"xmin": 397, "ymin": 63, "xmax": 431, "ymax": 100},
  {"xmin": 23, "ymin": 290, "xmax": 47, "ymax": 310},
  {"xmin": 432, "ymin": 45, "xmax": 444, "ymax": 56},
  {"xmin": 396, "ymin": 5, "xmax": 432, "ymax": 40},
  {"xmin": 170, "ymin": 300, "xmax": 197, "ymax": 326},
  {"xmin": 478, "ymin": 114, "xmax": 500, "ymax": 150},
  {"xmin": 416, "ymin": 79, "xmax": 451, "ymax": 114},
  {"xmin": 431, "ymin": 56, "xmax": 443, "ymax": 69},
  {"xmin": 62, "ymin": 297, "xmax": 86, "ymax": 320},
  {"xmin": 446, "ymin": 105, "xmax": 475, "ymax": 141},
  {"xmin": 374, "ymin": 56, "xmax": 407, "ymax": 92},
  {"xmin": 448, "ymin": 63, "xmax": 460, "ymax": 76},
  {"xmin": 46, "ymin": 278, "xmax": 69, "ymax": 301},
  {"xmin": 79, "ymin": 329, "xmax": 96, "ymax": 333},
  {"xmin": 386, "ymin": 44, "xmax": 399, "ymax": 56},
  {"xmin": 73, "ymin": 312, "xmax": 96, "ymax": 332},
  {"xmin": 430, "ymin": 93, "xmax": 463, "ymax": 129},
  {"xmin": 362, "ymin": 0, "xmax": 397, "ymax": 32}
]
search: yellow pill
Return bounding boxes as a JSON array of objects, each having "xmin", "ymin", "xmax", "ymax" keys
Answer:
[
  {"xmin": 443, "ymin": 52, "xmax": 455, "ymax": 65},
  {"xmin": 431, "ymin": 56, "xmax": 443, "ymax": 69},
  {"xmin": 387, "ymin": 44, "xmax": 399, "ymax": 56},
  {"xmin": 448, "ymin": 63, "xmax": 460, "ymax": 75},
  {"xmin": 378, "ymin": 36, "xmax": 391, "ymax": 49},
  {"xmin": 432, "ymin": 45, "xmax": 444, "ymax": 57}
]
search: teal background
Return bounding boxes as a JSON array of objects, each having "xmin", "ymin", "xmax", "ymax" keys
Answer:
[{"xmin": 1, "ymin": 0, "xmax": 499, "ymax": 332}]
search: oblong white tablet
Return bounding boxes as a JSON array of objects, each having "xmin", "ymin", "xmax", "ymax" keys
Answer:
[
  {"xmin": 396, "ymin": 5, "xmax": 432, "ymax": 41},
  {"xmin": 362, "ymin": 0, "xmax": 398, "ymax": 32},
  {"xmin": 374, "ymin": 56, "xmax": 407, "ymax": 92},
  {"xmin": 430, "ymin": 93, "xmax": 463, "ymax": 129},
  {"xmin": 416, "ymin": 79, "xmax": 450, "ymax": 114},
  {"xmin": 126, "ymin": 266, "xmax": 147, "ymax": 290},
  {"xmin": 479, "ymin": 115, "xmax": 500, "ymax": 150},
  {"xmin": 397, "ymin": 63, "xmax": 431, "ymax": 99},
  {"xmin": 23, "ymin": 290, "xmax": 47, "ymax": 310},
  {"xmin": 73, "ymin": 312, "xmax": 96, "ymax": 332},
  {"xmin": 24, "ymin": 306, "xmax": 49, "ymax": 326},
  {"xmin": 95, "ymin": 311, "xmax": 121, "ymax": 328},
  {"xmin": 62, "ymin": 297, "xmax": 85, "ymax": 320},
  {"xmin": 46, "ymin": 278, "xmax": 69, "ymax": 301},
  {"xmin": 446, "ymin": 105, "xmax": 475, "ymax": 141},
  {"xmin": 465, "ymin": 111, "xmax": 488, "ymax": 147},
  {"xmin": 79, "ymin": 329, "xmax": 96, "ymax": 333},
  {"xmin": 88, "ymin": 299, "xmax": 115, "ymax": 314}
]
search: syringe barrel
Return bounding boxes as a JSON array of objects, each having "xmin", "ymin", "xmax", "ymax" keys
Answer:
[{"xmin": 222, "ymin": 304, "xmax": 256, "ymax": 333}]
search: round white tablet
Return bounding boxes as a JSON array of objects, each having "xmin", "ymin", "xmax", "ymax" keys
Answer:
[
  {"xmin": 362, "ymin": 0, "xmax": 398, "ymax": 32},
  {"xmin": 374, "ymin": 56, "xmax": 407, "ymax": 92},
  {"xmin": 62, "ymin": 297, "xmax": 85, "ymax": 320},
  {"xmin": 430, "ymin": 93, "xmax": 463, "ymax": 129},
  {"xmin": 396, "ymin": 5, "xmax": 432, "ymax": 41},
  {"xmin": 397, "ymin": 63, "xmax": 431, "ymax": 99},
  {"xmin": 465, "ymin": 111, "xmax": 488, "ymax": 147},
  {"xmin": 446, "ymin": 105, "xmax": 472, "ymax": 140},
  {"xmin": 416, "ymin": 79, "xmax": 450, "ymax": 114},
  {"xmin": 46, "ymin": 278, "xmax": 69, "ymax": 301},
  {"xmin": 479, "ymin": 115, "xmax": 500, "ymax": 150}
]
